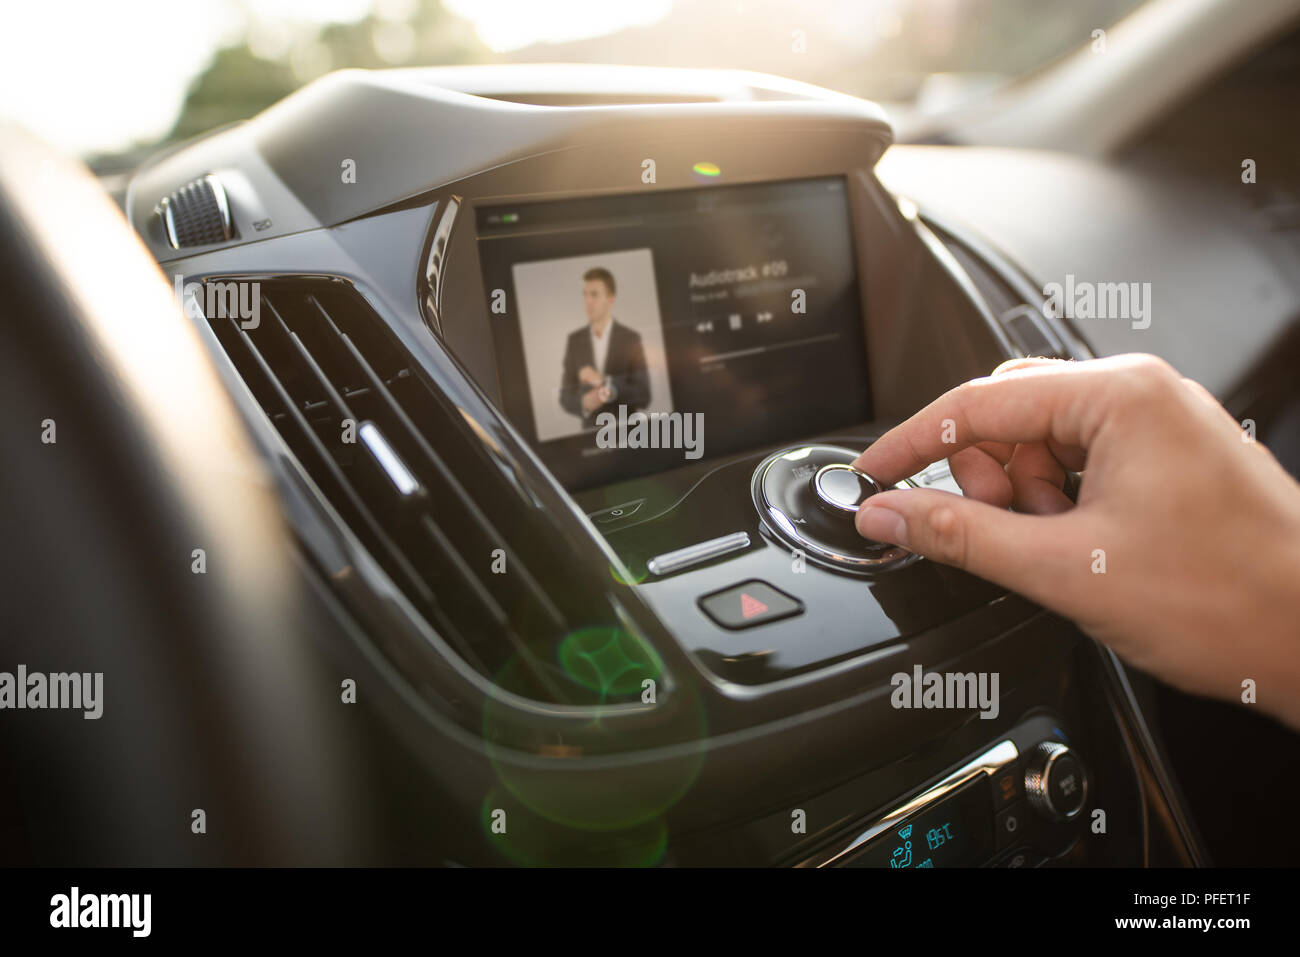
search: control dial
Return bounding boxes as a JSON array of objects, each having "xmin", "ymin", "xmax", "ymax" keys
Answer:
[
  {"xmin": 811, "ymin": 463, "xmax": 881, "ymax": 516},
  {"xmin": 1023, "ymin": 741, "xmax": 1088, "ymax": 822},
  {"xmin": 751, "ymin": 445, "xmax": 918, "ymax": 575}
]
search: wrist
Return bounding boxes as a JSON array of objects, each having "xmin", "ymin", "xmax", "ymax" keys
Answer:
[{"xmin": 1254, "ymin": 508, "xmax": 1300, "ymax": 731}]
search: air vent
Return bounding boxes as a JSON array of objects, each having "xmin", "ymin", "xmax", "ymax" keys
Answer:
[
  {"xmin": 938, "ymin": 231, "xmax": 1069, "ymax": 359},
  {"xmin": 203, "ymin": 278, "xmax": 658, "ymax": 705}
]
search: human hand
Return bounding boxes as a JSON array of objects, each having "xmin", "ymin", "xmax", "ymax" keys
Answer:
[
  {"xmin": 853, "ymin": 354, "xmax": 1300, "ymax": 730},
  {"xmin": 578, "ymin": 365, "xmax": 604, "ymax": 388}
]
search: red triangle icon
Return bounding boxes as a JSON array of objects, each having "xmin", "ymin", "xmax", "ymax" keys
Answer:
[{"xmin": 740, "ymin": 592, "xmax": 769, "ymax": 619}]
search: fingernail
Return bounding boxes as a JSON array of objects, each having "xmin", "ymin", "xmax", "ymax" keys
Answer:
[{"xmin": 857, "ymin": 505, "xmax": 908, "ymax": 546}]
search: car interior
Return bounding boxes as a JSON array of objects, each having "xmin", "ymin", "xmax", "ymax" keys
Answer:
[{"xmin": 2, "ymin": 0, "xmax": 1298, "ymax": 870}]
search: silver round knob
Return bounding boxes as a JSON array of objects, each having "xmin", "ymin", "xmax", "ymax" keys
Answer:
[
  {"xmin": 811, "ymin": 463, "xmax": 882, "ymax": 516},
  {"xmin": 1023, "ymin": 741, "xmax": 1088, "ymax": 822}
]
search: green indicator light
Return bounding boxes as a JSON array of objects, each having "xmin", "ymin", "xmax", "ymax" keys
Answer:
[{"xmin": 501, "ymin": 212, "xmax": 519, "ymax": 223}]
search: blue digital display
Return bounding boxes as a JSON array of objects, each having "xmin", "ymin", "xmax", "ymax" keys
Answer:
[{"xmin": 846, "ymin": 779, "xmax": 994, "ymax": 868}]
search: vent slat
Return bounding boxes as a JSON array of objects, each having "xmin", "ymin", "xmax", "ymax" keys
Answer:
[
  {"xmin": 227, "ymin": 314, "xmax": 497, "ymax": 677},
  {"xmin": 266, "ymin": 296, "xmax": 356, "ymax": 420},
  {"xmin": 203, "ymin": 278, "xmax": 647, "ymax": 705},
  {"xmin": 417, "ymin": 515, "xmax": 571, "ymax": 702},
  {"xmin": 227, "ymin": 319, "xmax": 434, "ymax": 607},
  {"xmin": 307, "ymin": 296, "xmax": 568, "ymax": 630}
]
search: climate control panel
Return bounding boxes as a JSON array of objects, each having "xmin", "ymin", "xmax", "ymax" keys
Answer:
[{"xmin": 797, "ymin": 715, "xmax": 1091, "ymax": 868}]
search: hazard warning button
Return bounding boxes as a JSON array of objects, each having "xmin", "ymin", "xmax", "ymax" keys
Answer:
[{"xmin": 697, "ymin": 580, "xmax": 804, "ymax": 630}]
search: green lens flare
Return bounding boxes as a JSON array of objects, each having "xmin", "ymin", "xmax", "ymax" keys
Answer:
[
  {"xmin": 608, "ymin": 562, "xmax": 647, "ymax": 586},
  {"xmin": 558, "ymin": 627, "xmax": 660, "ymax": 698},
  {"xmin": 481, "ymin": 646, "xmax": 709, "ymax": 832},
  {"xmin": 692, "ymin": 161, "xmax": 721, "ymax": 178}
]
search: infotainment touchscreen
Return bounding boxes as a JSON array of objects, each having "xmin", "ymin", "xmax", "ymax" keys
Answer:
[{"xmin": 476, "ymin": 176, "xmax": 871, "ymax": 491}]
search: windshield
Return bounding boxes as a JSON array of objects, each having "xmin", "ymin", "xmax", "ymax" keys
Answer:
[{"xmin": 3, "ymin": 0, "xmax": 1147, "ymax": 170}]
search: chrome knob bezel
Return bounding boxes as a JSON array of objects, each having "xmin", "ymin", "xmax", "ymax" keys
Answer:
[
  {"xmin": 1023, "ymin": 741, "xmax": 1088, "ymax": 822},
  {"xmin": 751, "ymin": 444, "xmax": 918, "ymax": 575},
  {"xmin": 811, "ymin": 462, "xmax": 882, "ymax": 515}
]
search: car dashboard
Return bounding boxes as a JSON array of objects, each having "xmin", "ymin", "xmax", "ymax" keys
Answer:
[{"xmin": 107, "ymin": 65, "xmax": 1221, "ymax": 867}]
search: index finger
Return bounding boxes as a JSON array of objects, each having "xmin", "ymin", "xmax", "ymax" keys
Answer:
[{"xmin": 853, "ymin": 355, "xmax": 1162, "ymax": 484}]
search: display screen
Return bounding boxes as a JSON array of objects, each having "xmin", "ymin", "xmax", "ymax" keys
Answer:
[
  {"xmin": 476, "ymin": 176, "xmax": 871, "ymax": 490},
  {"xmin": 845, "ymin": 778, "xmax": 995, "ymax": 868}
]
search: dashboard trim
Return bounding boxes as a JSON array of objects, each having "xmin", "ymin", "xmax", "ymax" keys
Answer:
[
  {"xmin": 647, "ymin": 532, "xmax": 751, "ymax": 577},
  {"xmin": 419, "ymin": 194, "xmax": 461, "ymax": 338},
  {"xmin": 798, "ymin": 739, "xmax": 1020, "ymax": 867}
]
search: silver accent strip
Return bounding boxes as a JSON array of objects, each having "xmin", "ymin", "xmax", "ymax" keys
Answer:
[
  {"xmin": 1001, "ymin": 302, "xmax": 1065, "ymax": 356},
  {"xmin": 801, "ymin": 739, "xmax": 1020, "ymax": 867},
  {"xmin": 422, "ymin": 196, "xmax": 461, "ymax": 338},
  {"xmin": 648, "ymin": 532, "xmax": 750, "ymax": 576},
  {"xmin": 204, "ymin": 173, "xmax": 234, "ymax": 241},
  {"xmin": 359, "ymin": 422, "xmax": 421, "ymax": 497},
  {"xmin": 160, "ymin": 198, "xmax": 180, "ymax": 249}
]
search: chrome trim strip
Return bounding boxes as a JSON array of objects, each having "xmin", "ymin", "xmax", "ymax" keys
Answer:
[
  {"xmin": 160, "ymin": 197, "xmax": 179, "ymax": 249},
  {"xmin": 421, "ymin": 196, "xmax": 461, "ymax": 338},
  {"xmin": 358, "ymin": 421, "xmax": 421, "ymax": 497},
  {"xmin": 912, "ymin": 218, "xmax": 1020, "ymax": 360},
  {"xmin": 204, "ymin": 173, "xmax": 234, "ymax": 241},
  {"xmin": 802, "ymin": 739, "xmax": 1020, "ymax": 867},
  {"xmin": 1001, "ymin": 302, "xmax": 1065, "ymax": 356},
  {"xmin": 1096, "ymin": 645, "xmax": 1208, "ymax": 865},
  {"xmin": 916, "ymin": 210, "xmax": 1095, "ymax": 361},
  {"xmin": 648, "ymin": 531, "xmax": 750, "ymax": 576}
]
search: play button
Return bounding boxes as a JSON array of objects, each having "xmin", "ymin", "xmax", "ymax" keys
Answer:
[{"xmin": 698, "ymin": 580, "xmax": 803, "ymax": 630}]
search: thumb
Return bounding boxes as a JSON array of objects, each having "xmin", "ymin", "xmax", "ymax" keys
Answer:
[{"xmin": 856, "ymin": 488, "xmax": 1089, "ymax": 604}]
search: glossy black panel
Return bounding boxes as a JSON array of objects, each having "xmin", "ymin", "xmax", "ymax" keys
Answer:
[{"xmin": 591, "ymin": 431, "xmax": 1007, "ymax": 686}]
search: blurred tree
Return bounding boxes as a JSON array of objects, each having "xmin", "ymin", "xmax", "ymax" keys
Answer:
[
  {"xmin": 164, "ymin": 0, "xmax": 488, "ymax": 146},
  {"xmin": 167, "ymin": 46, "xmax": 298, "ymax": 143}
]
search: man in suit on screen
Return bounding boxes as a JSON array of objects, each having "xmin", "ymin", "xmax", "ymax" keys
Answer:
[{"xmin": 559, "ymin": 267, "xmax": 650, "ymax": 428}]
